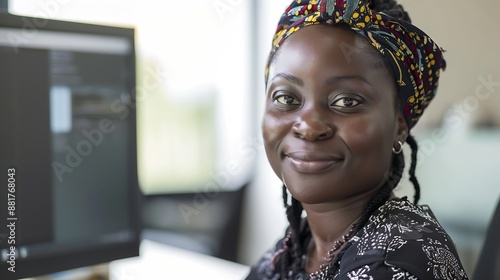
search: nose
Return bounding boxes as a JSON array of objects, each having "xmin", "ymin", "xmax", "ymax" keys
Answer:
[{"xmin": 292, "ymin": 105, "xmax": 334, "ymax": 141}]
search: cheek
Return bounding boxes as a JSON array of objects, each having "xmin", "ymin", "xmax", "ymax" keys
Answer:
[
  {"xmin": 262, "ymin": 111, "xmax": 281, "ymax": 147},
  {"xmin": 261, "ymin": 110, "xmax": 291, "ymax": 177},
  {"xmin": 340, "ymin": 113, "xmax": 395, "ymax": 169}
]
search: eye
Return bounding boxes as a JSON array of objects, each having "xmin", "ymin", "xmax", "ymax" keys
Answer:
[
  {"xmin": 274, "ymin": 94, "xmax": 300, "ymax": 106},
  {"xmin": 331, "ymin": 97, "xmax": 360, "ymax": 108}
]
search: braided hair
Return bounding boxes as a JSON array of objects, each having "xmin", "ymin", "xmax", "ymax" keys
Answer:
[
  {"xmin": 369, "ymin": 0, "xmax": 411, "ymax": 23},
  {"xmin": 278, "ymin": 1, "xmax": 421, "ymax": 278}
]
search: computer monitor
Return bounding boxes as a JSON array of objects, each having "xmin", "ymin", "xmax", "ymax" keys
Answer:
[{"xmin": 0, "ymin": 13, "xmax": 141, "ymax": 279}]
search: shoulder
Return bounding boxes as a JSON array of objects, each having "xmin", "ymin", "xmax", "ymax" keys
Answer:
[
  {"xmin": 245, "ymin": 232, "xmax": 288, "ymax": 280},
  {"xmin": 339, "ymin": 198, "xmax": 469, "ymax": 280}
]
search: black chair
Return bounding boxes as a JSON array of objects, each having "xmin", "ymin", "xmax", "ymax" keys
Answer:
[
  {"xmin": 472, "ymin": 197, "xmax": 500, "ymax": 280},
  {"xmin": 141, "ymin": 184, "xmax": 247, "ymax": 262}
]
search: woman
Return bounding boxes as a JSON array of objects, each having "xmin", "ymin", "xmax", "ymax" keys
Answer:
[{"xmin": 247, "ymin": 0, "xmax": 469, "ymax": 279}]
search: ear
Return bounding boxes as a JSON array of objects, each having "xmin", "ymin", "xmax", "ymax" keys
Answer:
[{"xmin": 394, "ymin": 111, "xmax": 409, "ymax": 144}]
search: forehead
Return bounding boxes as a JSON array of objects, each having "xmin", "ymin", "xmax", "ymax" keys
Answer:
[{"xmin": 268, "ymin": 25, "xmax": 391, "ymax": 87}]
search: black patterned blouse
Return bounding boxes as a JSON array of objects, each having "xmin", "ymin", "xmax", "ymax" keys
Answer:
[{"xmin": 246, "ymin": 198, "xmax": 469, "ymax": 280}]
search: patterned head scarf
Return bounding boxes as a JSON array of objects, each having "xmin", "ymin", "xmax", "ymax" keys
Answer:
[{"xmin": 265, "ymin": 0, "xmax": 446, "ymax": 129}]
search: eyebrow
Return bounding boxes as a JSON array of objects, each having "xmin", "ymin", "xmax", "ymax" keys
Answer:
[
  {"xmin": 270, "ymin": 73, "xmax": 304, "ymax": 87},
  {"xmin": 270, "ymin": 73, "xmax": 372, "ymax": 87}
]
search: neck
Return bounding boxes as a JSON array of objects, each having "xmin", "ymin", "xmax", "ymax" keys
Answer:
[{"xmin": 302, "ymin": 188, "xmax": 391, "ymax": 272}]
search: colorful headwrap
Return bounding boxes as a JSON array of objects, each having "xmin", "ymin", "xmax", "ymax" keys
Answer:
[{"xmin": 265, "ymin": 0, "xmax": 446, "ymax": 129}]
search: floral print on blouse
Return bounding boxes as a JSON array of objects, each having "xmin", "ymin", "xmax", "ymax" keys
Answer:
[{"xmin": 246, "ymin": 198, "xmax": 469, "ymax": 280}]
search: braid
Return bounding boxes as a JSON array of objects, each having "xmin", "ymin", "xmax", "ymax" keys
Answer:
[
  {"xmin": 369, "ymin": 0, "xmax": 411, "ymax": 23},
  {"xmin": 355, "ymin": 152, "xmax": 405, "ymax": 230},
  {"xmin": 281, "ymin": 185, "xmax": 305, "ymax": 279},
  {"xmin": 282, "ymin": 184, "xmax": 289, "ymax": 208},
  {"xmin": 286, "ymin": 197, "xmax": 303, "ymax": 245},
  {"xmin": 289, "ymin": 198, "xmax": 304, "ymax": 276},
  {"xmin": 282, "ymin": 184, "xmax": 303, "ymax": 243},
  {"xmin": 405, "ymin": 134, "xmax": 421, "ymax": 204}
]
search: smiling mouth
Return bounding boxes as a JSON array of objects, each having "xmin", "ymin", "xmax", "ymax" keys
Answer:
[{"xmin": 285, "ymin": 152, "xmax": 343, "ymax": 174}]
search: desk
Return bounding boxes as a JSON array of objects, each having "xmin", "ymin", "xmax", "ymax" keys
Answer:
[{"xmin": 109, "ymin": 240, "xmax": 250, "ymax": 280}]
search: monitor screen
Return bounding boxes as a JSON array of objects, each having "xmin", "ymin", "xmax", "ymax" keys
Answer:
[{"xmin": 0, "ymin": 13, "xmax": 140, "ymax": 279}]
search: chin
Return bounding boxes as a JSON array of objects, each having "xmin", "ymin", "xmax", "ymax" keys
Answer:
[{"xmin": 283, "ymin": 173, "xmax": 342, "ymax": 204}]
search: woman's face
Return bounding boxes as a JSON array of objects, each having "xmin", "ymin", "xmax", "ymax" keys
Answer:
[{"xmin": 262, "ymin": 26, "xmax": 407, "ymax": 204}]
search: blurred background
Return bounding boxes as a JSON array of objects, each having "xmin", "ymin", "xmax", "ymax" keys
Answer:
[{"xmin": 5, "ymin": 0, "xmax": 500, "ymax": 277}]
